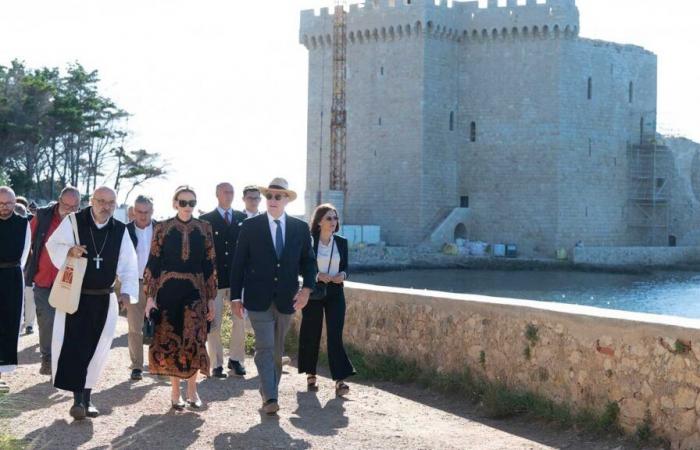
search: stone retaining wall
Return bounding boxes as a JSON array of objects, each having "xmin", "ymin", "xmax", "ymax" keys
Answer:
[
  {"xmin": 340, "ymin": 282, "xmax": 700, "ymax": 448},
  {"xmin": 573, "ymin": 246, "xmax": 700, "ymax": 266}
]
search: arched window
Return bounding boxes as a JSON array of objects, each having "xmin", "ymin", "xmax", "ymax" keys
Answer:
[
  {"xmin": 587, "ymin": 77, "xmax": 592, "ymax": 100},
  {"xmin": 470, "ymin": 122, "xmax": 476, "ymax": 142},
  {"xmin": 449, "ymin": 111, "xmax": 454, "ymax": 131}
]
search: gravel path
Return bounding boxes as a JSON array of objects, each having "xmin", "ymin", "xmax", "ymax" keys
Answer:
[{"xmin": 2, "ymin": 317, "xmax": 636, "ymax": 449}]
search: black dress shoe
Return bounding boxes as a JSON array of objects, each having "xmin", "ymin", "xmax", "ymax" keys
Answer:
[
  {"xmin": 171, "ymin": 398, "xmax": 186, "ymax": 411},
  {"xmin": 85, "ymin": 402, "xmax": 100, "ymax": 418},
  {"xmin": 227, "ymin": 360, "xmax": 246, "ymax": 376},
  {"xmin": 130, "ymin": 369, "xmax": 143, "ymax": 381},
  {"xmin": 70, "ymin": 403, "xmax": 86, "ymax": 420},
  {"xmin": 211, "ymin": 367, "xmax": 227, "ymax": 379},
  {"xmin": 39, "ymin": 359, "xmax": 51, "ymax": 376},
  {"xmin": 262, "ymin": 399, "xmax": 279, "ymax": 415}
]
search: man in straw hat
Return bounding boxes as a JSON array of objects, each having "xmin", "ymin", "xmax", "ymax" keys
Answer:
[{"xmin": 230, "ymin": 177, "xmax": 316, "ymax": 415}]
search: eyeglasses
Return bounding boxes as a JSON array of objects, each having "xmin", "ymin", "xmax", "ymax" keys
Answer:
[
  {"xmin": 325, "ymin": 216, "xmax": 339, "ymax": 222},
  {"xmin": 265, "ymin": 193, "xmax": 287, "ymax": 201},
  {"xmin": 0, "ymin": 202, "xmax": 15, "ymax": 208},
  {"xmin": 59, "ymin": 199, "xmax": 80, "ymax": 211},
  {"xmin": 94, "ymin": 198, "xmax": 116, "ymax": 207},
  {"xmin": 245, "ymin": 196, "xmax": 261, "ymax": 202},
  {"xmin": 178, "ymin": 199, "xmax": 197, "ymax": 208}
]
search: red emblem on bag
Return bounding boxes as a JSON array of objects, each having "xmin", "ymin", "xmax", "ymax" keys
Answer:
[{"xmin": 62, "ymin": 266, "xmax": 74, "ymax": 284}]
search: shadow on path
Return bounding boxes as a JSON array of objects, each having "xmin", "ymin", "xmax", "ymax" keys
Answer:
[
  {"xmin": 2, "ymin": 380, "xmax": 64, "ymax": 419},
  {"xmin": 289, "ymin": 391, "xmax": 348, "ymax": 437},
  {"xmin": 92, "ymin": 379, "xmax": 162, "ymax": 416},
  {"xmin": 17, "ymin": 343, "xmax": 40, "ymax": 365},
  {"xmin": 214, "ymin": 413, "xmax": 311, "ymax": 449},
  {"xmin": 25, "ymin": 418, "xmax": 95, "ymax": 449},
  {"xmin": 110, "ymin": 412, "xmax": 204, "ymax": 449}
]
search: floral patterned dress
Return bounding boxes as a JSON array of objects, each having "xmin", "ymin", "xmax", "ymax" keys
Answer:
[{"xmin": 144, "ymin": 216, "xmax": 217, "ymax": 378}]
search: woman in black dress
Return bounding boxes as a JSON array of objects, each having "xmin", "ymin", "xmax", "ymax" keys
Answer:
[
  {"xmin": 144, "ymin": 186, "xmax": 217, "ymax": 410},
  {"xmin": 298, "ymin": 203, "xmax": 355, "ymax": 396}
]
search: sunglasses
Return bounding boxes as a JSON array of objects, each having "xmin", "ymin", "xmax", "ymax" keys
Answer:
[
  {"xmin": 177, "ymin": 199, "xmax": 197, "ymax": 208},
  {"xmin": 265, "ymin": 193, "xmax": 287, "ymax": 201}
]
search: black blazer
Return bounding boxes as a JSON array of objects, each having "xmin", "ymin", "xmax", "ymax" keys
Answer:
[
  {"xmin": 230, "ymin": 213, "xmax": 317, "ymax": 314},
  {"xmin": 313, "ymin": 234, "xmax": 349, "ymax": 285},
  {"xmin": 200, "ymin": 209, "xmax": 245, "ymax": 289}
]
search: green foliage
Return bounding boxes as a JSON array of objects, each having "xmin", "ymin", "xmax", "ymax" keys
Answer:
[
  {"xmin": 0, "ymin": 60, "xmax": 165, "ymax": 200},
  {"xmin": 525, "ymin": 323, "xmax": 539, "ymax": 344},
  {"xmin": 0, "ymin": 393, "xmax": 25, "ymax": 449},
  {"xmin": 674, "ymin": 339, "xmax": 691, "ymax": 354},
  {"xmin": 635, "ymin": 410, "xmax": 653, "ymax": 442}
]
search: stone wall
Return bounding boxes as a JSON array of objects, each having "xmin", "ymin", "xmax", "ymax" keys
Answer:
[
  {"xmin": 338, "ymin": 282, "xmax": 700, "ymax": 448},
  {"xmin": 572, "ymin": 246, "xmax": 700, "ymax": 266}
]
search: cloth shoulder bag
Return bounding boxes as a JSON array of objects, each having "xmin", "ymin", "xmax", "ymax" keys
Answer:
[
  {"xmin": 309, "ymin": 237, "xmax": 334, "ymax": 300},
  {"xmin": 49, "ymin": 213, "xmax": 87, "ymax": 314}
]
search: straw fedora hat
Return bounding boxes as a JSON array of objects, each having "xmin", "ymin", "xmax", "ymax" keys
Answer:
[{"xmin": 259, "ymin": 177, "xmax": 297, "ymax": 202}]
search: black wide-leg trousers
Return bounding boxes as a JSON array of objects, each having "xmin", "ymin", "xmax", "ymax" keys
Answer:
[{"xmin": 298, "ymin": 284, "xmax": 355, "ymax": 381}]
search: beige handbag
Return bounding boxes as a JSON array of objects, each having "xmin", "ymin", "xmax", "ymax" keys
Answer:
[{"xmin": 49, "ymin": 213, "xmax": 87, "ymax": 314}]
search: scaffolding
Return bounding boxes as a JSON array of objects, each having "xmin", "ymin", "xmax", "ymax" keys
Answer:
[
  {"xmin": 627, "ymin": 136, "xmax": 672, "ymax": 246},
  {"xmin": 329, "ymin": 1, "xmax": 347, "ymax": 194}
]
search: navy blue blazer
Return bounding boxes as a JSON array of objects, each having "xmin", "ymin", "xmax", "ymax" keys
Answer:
[{"xmin": 230, "ymin": 213, "xmax": 317, "ymax": 314}]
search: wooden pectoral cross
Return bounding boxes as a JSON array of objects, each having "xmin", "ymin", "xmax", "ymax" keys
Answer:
[{"xmin": 94, "ymin": 255, "xmax": 103, "ymax": 270}]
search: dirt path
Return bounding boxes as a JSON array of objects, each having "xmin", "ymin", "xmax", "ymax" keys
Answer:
[{"xmin": 2, "ymin": 317, "xmax": 636, "ymax": 449}]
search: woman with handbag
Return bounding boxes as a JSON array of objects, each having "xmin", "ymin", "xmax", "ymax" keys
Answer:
[
  {"xmin": 298, "ymin": 203, "xmax": 356, "ymax": 396},
  {"xmin": 144, "ymin": 186, "xmax": 217, "ymax": 410}
]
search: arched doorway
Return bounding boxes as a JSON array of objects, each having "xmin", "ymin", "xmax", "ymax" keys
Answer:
[{"xmin": 454, "ymin": 223, "xmax": 467, "ymax": 242}]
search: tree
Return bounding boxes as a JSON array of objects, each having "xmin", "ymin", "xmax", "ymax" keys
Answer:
[{"xmin": 112, "ymin": 147, "xmax": 168, "ymax": 203}]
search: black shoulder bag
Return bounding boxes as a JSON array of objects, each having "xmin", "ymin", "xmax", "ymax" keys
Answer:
[{"xmin": 310, "ymin": 239, "xmax": 334, "ymax": 300}]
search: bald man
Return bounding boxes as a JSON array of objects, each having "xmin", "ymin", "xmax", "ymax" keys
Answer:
[
  {"xmin": 46, "ymin": 186, "xmax": 138, "ymax": 420},
  {"xmin": 0, "ymin": 187, "xmax": 31, "ymax": 393}
]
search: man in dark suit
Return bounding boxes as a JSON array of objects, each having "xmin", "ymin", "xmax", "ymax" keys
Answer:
[
  {"xmin": 200, "ymin": 182, "xmax": 247, "ymax": 378},
  {"xmin": 230, "ymin": 177, "xmax": 316, "ymax": 415}
]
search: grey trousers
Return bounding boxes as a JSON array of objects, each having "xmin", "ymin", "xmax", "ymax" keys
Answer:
[
  {"xmin": 23, "ymin": 285, "xmax": 36, "ymax": 328},
  {"xmin": 126, "ymin": 280, "xmax": 147, "ymax": 370},
  {"xmin": 248, "ymin": 304, "xmax": 292, "ymax": 402},
  {"xmin": 33, "ymin": 286, "xmax": 55, "ymax": 361}
]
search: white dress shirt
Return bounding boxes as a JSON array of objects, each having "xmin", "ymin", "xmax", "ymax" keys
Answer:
[
  {"xmin": 267, "ymin": 212, "xmax": 286, "ymax": 254},
  {"xmin": 316, "ymin": 236, "xmax": 340, "ymax": 276},
  {"xmin": 217, "ymin": 206, "xmax": 233, "ymax": 223},
  {"xmin": 244, "ymin": 209, "xmax": 261, "ymax": 219},
  {"xmin": 133, "ymin": 222, "xmax": 153, "ymax": 278},
  {"xmin": 46, "ymin": 213, "xmax": 140, "ymax": 303}
]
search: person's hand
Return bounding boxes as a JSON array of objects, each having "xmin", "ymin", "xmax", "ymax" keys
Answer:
[
  {"xmin": 317, "ymin": 273, "xmax": 331, "ymax": 283},
  {"xmin": 207, "ymin": 299, "xmax": 215, "ymax": 322},
  {"xmin": 293, "ymin": 288, "xmax": 311, "ymax": 311},
  {"xmin": 118, "ymin": 294, "xmax": 130, "ymax": 311},
  {"xmin": 231, "ymin": 301, "xmax": 244, "ymax": 319},
  {"xmin": 331, "ymin": 273, "xmax": 345, "ymax": 284},
  {"xmin": 68, "ymin": 245, "xmax": 87, "ymax": 258},
  {"xmin": 145, "ymin": 297, "xmax": 157, "ymax": 319}
]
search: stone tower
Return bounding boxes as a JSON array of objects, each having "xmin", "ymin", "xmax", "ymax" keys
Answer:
[{"xmin": 300, "ymin": 0, "xmax": 658, "ymax": 255}]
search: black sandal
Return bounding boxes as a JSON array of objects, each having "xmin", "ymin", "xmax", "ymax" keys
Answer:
[
  {"xmin": 335, "ymin": 380, "xmax": 349, "ymax": 396},
  {"xmin": 307, "ymin": 375, "xmax": 317, "ymax": 388}
]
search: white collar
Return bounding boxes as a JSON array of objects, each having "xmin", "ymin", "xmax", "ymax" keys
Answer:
[
  {"xmin": 134, "ymin": 221, "xmax": 152, "ymax": 231},
  {"xmin": 217, "ymin": 206, "xmax": 232, "ymax": 217},
  {"xmin": 90, "ymin": 210, "xmax": 110, "ymax": 230},
  {"xmin": 245, "ymin": 209, "xmax": 259, "ymax": 217},
  {"xmin": 267, "ymin": 212, "xmax": 286, "ymax": 226}
]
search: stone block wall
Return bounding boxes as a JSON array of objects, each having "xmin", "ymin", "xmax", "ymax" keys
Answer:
[
  {"xmin": 572, "ymin": 246, "xmax": 700, "ymax": 266},
  {"xmin": 339, "ymin": 282, "xmax": 700, "ymax": 448}
]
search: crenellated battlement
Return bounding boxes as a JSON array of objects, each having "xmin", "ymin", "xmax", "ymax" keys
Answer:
[{"xmin": 300, "ymin": 0, "xmax": 579, "ymax": 49}]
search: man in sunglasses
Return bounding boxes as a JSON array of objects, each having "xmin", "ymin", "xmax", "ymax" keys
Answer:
[
  {"xmin": 26, "ymin": 185, "xmax": 81, "ymax": 376},
  {"xmin": 230, "ymin": 177, "xmax": 317, "ymax": 415},
  {"xmin": 200, "ymin": 182, "xmax": 246, "ymax": 378}
]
